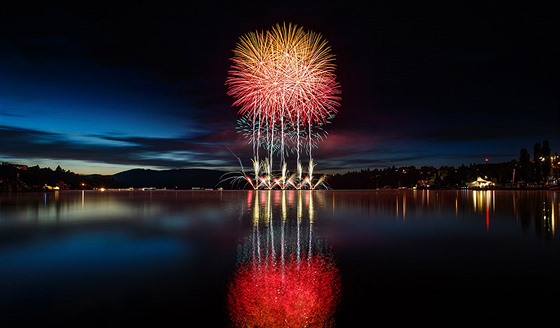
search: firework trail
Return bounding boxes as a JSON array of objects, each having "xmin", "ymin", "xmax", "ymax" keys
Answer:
[{"xmin": 226, "ymin": 22, "xmax": 341, "ymax": 189}]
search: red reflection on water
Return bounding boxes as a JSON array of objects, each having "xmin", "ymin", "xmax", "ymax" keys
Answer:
[{"xmin": 228, "ymin": 253, "xmax": 341, "ymax": 327}]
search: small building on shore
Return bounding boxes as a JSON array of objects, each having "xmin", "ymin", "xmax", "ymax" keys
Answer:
[{"xmin": 466, "ymin": 177, "xmax": 495, "ymax": 189}]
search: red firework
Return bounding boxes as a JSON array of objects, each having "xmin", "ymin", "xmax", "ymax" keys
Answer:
[
  {"xmin": 226, "ymin": 22, "xmax": 340, "ymax": 167},
  {"xmin": 226, "ymin": 22, "xmax": 340, "ymax": 126}
]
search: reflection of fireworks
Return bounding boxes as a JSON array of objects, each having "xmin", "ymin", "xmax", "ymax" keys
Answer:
[
  {"xmin": 225, "ymin": 22, "xmax": 341, "ymax": 190},
  {"xmin": 227, "ymin": 190, "xmax": 341, "ymax": 327},
  {"xmin": 228, "ymin": 254, "xmax": 341, "ymax": 327}
]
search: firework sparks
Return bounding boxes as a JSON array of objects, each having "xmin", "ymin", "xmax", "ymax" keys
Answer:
[{"xmin": 226, "ymin": 22, "xmax": 341, "ymax": 189}]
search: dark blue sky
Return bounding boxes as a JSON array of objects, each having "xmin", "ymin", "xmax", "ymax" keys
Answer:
[{"xmin": 1, "ymin": 1, "xmax": 557, "ymax": 175}]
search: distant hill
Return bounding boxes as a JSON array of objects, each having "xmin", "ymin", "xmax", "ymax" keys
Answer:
[{"xmin": 112, "ymin": 168, "xmax": 229, "ymax": 189}]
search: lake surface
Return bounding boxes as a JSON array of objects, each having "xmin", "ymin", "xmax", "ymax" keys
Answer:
[{"xmin": 1, "ymin": 189, "xmax": 559, "ymax": 326}]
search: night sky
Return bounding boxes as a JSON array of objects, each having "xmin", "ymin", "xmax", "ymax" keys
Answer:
[{"xmin": 1, "ymin": 1, "xmax": 558, "ymax": 175}]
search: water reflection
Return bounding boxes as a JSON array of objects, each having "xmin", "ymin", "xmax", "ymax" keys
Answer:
[
  {"xmin": 227, "ymin": 190, "xmax": 341, "ymax": 327},
  {"xmin": 1, "ymin": 189, "xmax": 559, "ymax": 325},
  {"xmin": 342, "ymin": 189, "xmax": 559, "ymax": 238},
  {"xmin": 511, "ymin": 190, "xmax": 558, "ymax": 239}
]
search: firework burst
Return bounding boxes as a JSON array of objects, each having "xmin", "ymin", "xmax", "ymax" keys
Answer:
[{"xmin": 226, "ymin": 22, "xmax": 341, "ymax": 189}]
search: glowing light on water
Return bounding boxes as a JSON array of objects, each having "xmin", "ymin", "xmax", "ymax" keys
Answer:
[
  {"xmin": 228, "ymin": 254, "xmax": 341, "ymax": 327},
  {"xmin": 227, "ymin": 190, "xmax": 341, "ymax": 326}
]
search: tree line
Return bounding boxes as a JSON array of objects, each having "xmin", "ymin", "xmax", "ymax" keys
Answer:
[
  {"xmin": 327, "ymin": 139, "xmax": 558, "ymax": 189},
  {"xmin": 0, "ymin": 164, "xmax": 116, "ymax": 191}
]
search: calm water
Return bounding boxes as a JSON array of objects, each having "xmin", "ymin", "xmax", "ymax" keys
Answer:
[{"xmin": 1, "ymin": 189, "xmax": 559, "ymax": 326}]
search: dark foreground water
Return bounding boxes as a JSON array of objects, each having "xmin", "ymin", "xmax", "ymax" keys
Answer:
[{"xmin": 1, "ymin": 189, "xmax": 559, "ymax": 326}]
